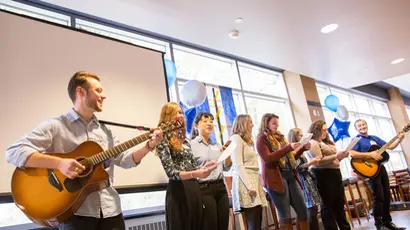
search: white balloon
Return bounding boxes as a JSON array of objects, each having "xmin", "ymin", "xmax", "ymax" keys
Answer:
[
  {"xmin": 180, "ymin": 80, "xmax": 207, "ymax": 107},
  {"xmin": 337, "ymin": 105, "xmax": 349, "ymax": 120}
]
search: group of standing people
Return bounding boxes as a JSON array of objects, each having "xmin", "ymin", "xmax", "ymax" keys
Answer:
[
  {"xmin": 157, "ymin": 106, "xmax": 351, "ymax": 230},
  {"xmin": 5, "ymin": 71, "xmax": 407, "ymax": 230}
]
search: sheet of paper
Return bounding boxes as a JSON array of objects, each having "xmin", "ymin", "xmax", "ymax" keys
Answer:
[
  {"xmin": 294, "ymin": 133, "xmax": 313, "ymax": 152},
  {"xmin": 345, "ymin": 137, "xmax": 361, "ymax": 152},
  {"xmin": 206, "ymin": 142, "xmax": 237, "ymax": 170}
]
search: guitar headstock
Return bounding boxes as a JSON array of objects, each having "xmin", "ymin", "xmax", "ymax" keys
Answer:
[
  {"xmin": 158, "ymin": 120, "xmax": 184, "ymax": 135},
  {"xmin": 402, "ymin": 124, "xmax": 410, "ymax": 133}
]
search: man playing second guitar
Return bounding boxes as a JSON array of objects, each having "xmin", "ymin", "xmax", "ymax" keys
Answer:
[{"xmin": 350, "ymin": 119, "xmax": 405, "ymax": 230}]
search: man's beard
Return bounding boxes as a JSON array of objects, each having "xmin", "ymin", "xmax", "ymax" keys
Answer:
[{"xmin": 85, "ymin": 97, "xmax": 102, "ymax": 112}]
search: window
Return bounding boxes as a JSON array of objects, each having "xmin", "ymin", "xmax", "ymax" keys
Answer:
[
  {"xmin": 244, "ymin": 94, "xmax": 294, "ymax": 139},
  {"xmin": 120, "ymin": 191, "xmax": 166, "ymax": 211},
  {"xmin": 316, "ymin": 83, "xmax": 407, "ymax": 176},
  {"xmin": 75, "ymin": 19, "xmax": 171, "ymax": 58},
  {"xmin": 373, "ymin": 100, "xmax": 391, "ymax": 118},
  {"xmin": 353, "ymin": 95, "xmax": 372, "ymax": 115},
  {"xmin": 0, "ymin": 203, "xmax": 31, "ymax": 227},
  {"xmin": 0, "ymin": 0, "xmax": 71, "ymax": 26},
  {"xmin": 238, "ymin": 63, "xmax": 287, "ymax": 98},
  {"xmin": 331, "ymin": 89, "xmax": 355, "ymax": 111},
  {"xmin": 173, "ymin": 45, "xmax": 241, "ymax": 89},
  {"xmin": 406, "ymin": 106, "xmax": 410, "ymax": 118}
]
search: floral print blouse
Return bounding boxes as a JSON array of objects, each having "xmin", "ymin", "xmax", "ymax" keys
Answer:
[{"xmin": 156, "ymin": 137, "xmax": 196, "ymax": 180}]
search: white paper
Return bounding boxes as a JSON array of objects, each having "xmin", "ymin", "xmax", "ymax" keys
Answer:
[
  {"xmin": 345, "ymin": 137, "xmax": 361, "ymax": 152},
  {"xmin": 206, "ymin": 142, "xmax": 237, "ymax": 170},
  {"xmin": 294, "ymin": 133, "xmax": 313, "ymax": 152}
]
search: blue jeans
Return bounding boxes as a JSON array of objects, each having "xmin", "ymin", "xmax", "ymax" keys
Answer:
[{"xmin": 266, "ymin": 170, "xmax": 307, "ymax": 221}]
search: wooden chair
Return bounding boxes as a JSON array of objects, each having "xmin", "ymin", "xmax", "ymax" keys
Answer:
[
  {"xmin": 343, "ymin": 178, "xmax": 354, "ymax": 227},
  {"xmin": 264, "ymin": 191, "xmax": 279, "ymax": 230},
  {"xmin": 223, "ymin": 176, "xmax": 236, "ymax": 230},
  {"xmin": 389, "ymin": 173, "xmax": 401, "ymax": 202},
  {"xmin": 344, "ymin": 177, "xmax": 370, "ymax": 226},
  {"xmin": 392, "ymin": 169, "xmax": 410, "ymax": 201}
]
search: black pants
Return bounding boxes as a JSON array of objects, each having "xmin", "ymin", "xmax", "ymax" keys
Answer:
[
  {"xmin": 242, "ymin": 206, "xmax": 263, "ymax": 230},
  {"xmin": 166, "ymin": 179, "xmax": 202, "ymax": 230},
  {"xmin": 308, "ymin": 206, "xmax": 320, "ymax": 230},
  {"xmin": 312, "ymin": 168, "xmax": 350, "ymax": 230},
  {"xmin": 369, "ymin": 165, "xmax": 392, "ymax": 226},
  {"xmin": 59, "ymin": 213, "xmax": 125, "ymax": 230},
  {"xmin": 199, "ymin": 180, "xmax": 230, "ymax": 230}
]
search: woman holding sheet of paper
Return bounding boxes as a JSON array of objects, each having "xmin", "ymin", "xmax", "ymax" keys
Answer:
[
  {"xmin": 255, "ymin": 113, "xmax": 310, "ymax": 230},
  {"xmin": 307, "ymin": 120, "xmax": 351, "ymax": 230},
  {"xmin": 230, "ymin": 114, "xmax": 268, "ymax": 230},
  {"xmin": 156, "ymin": 102, "xmax": 217, "ymax": 230},
  {"xmin": 288, "ymin": 128, "xmax": 322, "ymax": 230},
  {"xmin": 190, "ymin": 112, "xmax": 231, "ymax": 230}
]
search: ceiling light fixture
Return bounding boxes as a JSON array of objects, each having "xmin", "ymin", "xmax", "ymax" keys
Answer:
[
  {"xmin": 321, "ymin": 23, "xmax": 339, "ymax": 33},
  {"xmin": 235, "ymin": 17, "xmax": 243, "ymax": 23},
  {"xmin": 391, "ymin": 58, "xmax": 404, "ymax": 64},
  {"xmin": 229, "ymin": 30, "xmax": 240, "ymax": 39},
  {"xmin": 364, "ymin": 68, "xmax": 369, "ymax": 71}
]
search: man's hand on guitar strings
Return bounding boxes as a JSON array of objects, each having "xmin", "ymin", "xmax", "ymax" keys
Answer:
[
  {"xmin": 369, "ymin": 151, "xmax": 382, "ymax": 161},
  {"xmin": 57, "ymin": 159, "xmax": 85, "ymax": 179}
]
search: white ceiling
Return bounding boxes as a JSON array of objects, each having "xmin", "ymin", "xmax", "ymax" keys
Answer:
[
  {"xmin": 384, "ymin": 73, "xmax": 410, "ymax": 93},
  {"xmin": 41, "ymin": 0, "xmax": 410, "ymax": 89}
]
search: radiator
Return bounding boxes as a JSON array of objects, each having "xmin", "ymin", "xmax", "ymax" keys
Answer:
[{"xmin": 125, "ymin": 214, "xmax": 166, "ymax": 230}]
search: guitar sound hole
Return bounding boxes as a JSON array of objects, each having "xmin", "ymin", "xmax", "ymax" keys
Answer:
[{"xmin": 75, "ymin": 157, "xmax": 93, "ymax": 178}]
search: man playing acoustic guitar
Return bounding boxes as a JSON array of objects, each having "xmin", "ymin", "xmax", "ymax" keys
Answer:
[
  {"xmin": 350, "ymin": 119, "xmax": 405, "ymax": 230},
  {"xmin": 6, "ymin": 71, "xmax": 163, "ymax": 230}
]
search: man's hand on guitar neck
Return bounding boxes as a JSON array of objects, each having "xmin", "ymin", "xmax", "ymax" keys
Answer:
[
  {"xmin": 369, "ymin": 150, "xmax": 383, "ymax": 161},
  {"xmin": 57, "ymin": 159, "xmax": 85, "ymax": 179}
]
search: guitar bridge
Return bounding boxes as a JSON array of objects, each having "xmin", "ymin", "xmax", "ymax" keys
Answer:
[
  {"xmin": 363, "ymin": 160, "xmax": 372, "ymax": 168},
  {"xmin": 47, "ymin": 169, "xmax": 63, "ymax": 192}
]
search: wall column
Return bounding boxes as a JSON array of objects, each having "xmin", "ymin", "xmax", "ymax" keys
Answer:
[
  {"xmin": 387, "ymin": 87, "xmax": 410, "ymax": 165},
  {"xmin": 283, "ymin": 71, "xmax": 324, "ymax": 132}
]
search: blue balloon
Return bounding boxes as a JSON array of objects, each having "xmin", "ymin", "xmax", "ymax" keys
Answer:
[
  {"xmin": 328, "ymin": 118, "xmax": 350, "ymax": 142},
  {"xmin": 164, "ymin": 59, "xmax": 176, "ymax": 87},
  {"xmin": 324, "ymin": 94, "xmax": 339, "ymax": 112}
]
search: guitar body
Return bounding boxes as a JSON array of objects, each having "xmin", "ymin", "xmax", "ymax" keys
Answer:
[
  {"xmin": 351, "ymin": 145, "xmax": 390, "ymax": 179},
  {"xmin": 11, "ymin": 141, "xmax": 109, "ymax": 226}
]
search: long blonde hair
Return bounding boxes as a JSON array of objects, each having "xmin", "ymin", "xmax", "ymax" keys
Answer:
[
  {"xmin": 157, "ymin": 102, "xmax": 186, "ymax": 151},
  {"xmin": 232, "ymin": 114, "xmax": 253, "ymax": 145},
  {"xmin": 288, "ymin": 128, "xmax": 302, "ymax": 143}
]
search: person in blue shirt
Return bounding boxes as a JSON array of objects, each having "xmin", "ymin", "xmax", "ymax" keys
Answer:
[{"xmin": 350, "ymin": 119, "xmax": 405, "ymax": 230}]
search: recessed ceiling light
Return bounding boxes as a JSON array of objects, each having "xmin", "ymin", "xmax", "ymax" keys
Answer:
[
  {"xmin": 321, "ymin": 23, "xmax": 339, "ymax": 33},
  {"xmin": 229, "ymin": 30, "xmax": 240, "ymax": 39},
  {"xmin": 364, "ymin": 68, "xmax": 369, "ymax": 71},
  {"xmin": 235, "ymin": 17, "xmax": 243, "ymax": 23},
  {"xmin": 391, "ymin": 58, "xmax": 404, "ymax": 64}
]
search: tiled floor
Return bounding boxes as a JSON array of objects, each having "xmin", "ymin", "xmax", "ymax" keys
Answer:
[{"xmin": 350, "ymin": 210, "xmax": 410, "ymax": 229}]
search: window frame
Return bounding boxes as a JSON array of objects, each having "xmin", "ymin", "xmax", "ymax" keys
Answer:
[{"xmin": 316, "ymin": 83, "xmax": 407, "ymax": 177}]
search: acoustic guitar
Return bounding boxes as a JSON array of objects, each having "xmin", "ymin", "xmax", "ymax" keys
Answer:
[
  {"xmin": 11, "ymin": 120, "xmax": 182, "ymax": 227},
  {"xmin": 351, "ymin": 124, "xmax": 410, "ymax": 179}
]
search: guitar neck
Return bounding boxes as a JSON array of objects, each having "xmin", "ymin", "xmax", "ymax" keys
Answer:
[
  {"xmin": 88, "ymin": 131, "xmax": 151, "ymax": 165},
  {"xmin": 378, "ymin": 134, "xmax": 400, "ymax": 153}
]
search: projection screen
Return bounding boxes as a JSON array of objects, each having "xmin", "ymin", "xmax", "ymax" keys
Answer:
[{"xmin": 0, "ymin": 11, "xmax": 169, "ymax": 193}]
